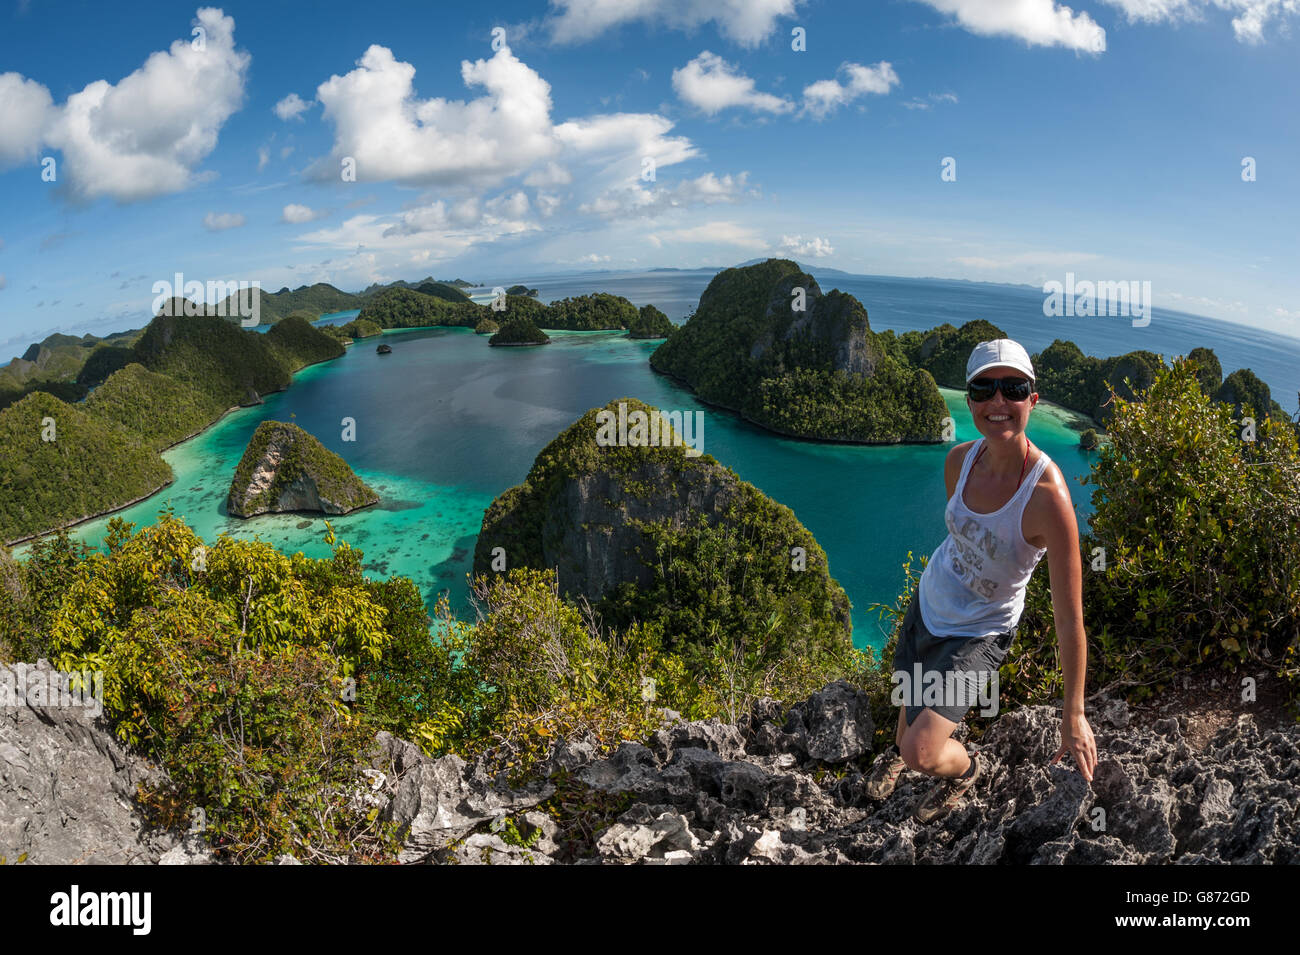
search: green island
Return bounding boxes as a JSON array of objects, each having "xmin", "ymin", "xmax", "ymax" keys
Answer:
[
  {"xmin": 628, "ymin": 303, "xmax": 676, "ymax": 339},
  {"xmin": 488, "ymin": 316, "xmax": 551, "ymax": 346},
  {"xmin": 473, "ymin": 395, "xmax": 855, "ymax": 681},
  {"xmin": 227, "ymin": 420, "xmax": 379, "ymax": 518},
  {"xmin": 0, "ymin": 312, "xmax": 344, "ymax": 544},
  {"xmin": 650, "ymin": 259, "xmax": 948, "ymax": 443}
]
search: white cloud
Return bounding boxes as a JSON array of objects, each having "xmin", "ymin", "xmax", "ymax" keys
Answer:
[
  {"xmin": 274, "ymin": 92, "xmax": 312, "ymax": 120},
  {"xmin": 257, "ymin": 144, "xmax": 270, "ymax": 172},
  {"xmin": 0, "ymin": 72, "xmax": 54, "ymax": 167},
  {"xmin": 203, "ymin": 211, "xmax": 246, "ymax": 231},
  {"xmin": 672, "ymin": 51, "xmax": 794, "ymax": 115},
  {"xmin": 779, "ymin": 235, "xmax": 834, "ymax": 257},
  {"xmin": 578, "ymin": 253, "xmax": 611, "ymax": 264},
  {"xmin": 579, "ymin": 170, "xmax": 754, "ymax": 218},
  {"xmin": 282, "ymin": 203, "xmax": 326, "ymax": 223},
  {"xmin": 1101, "ymin": 0, "xmax": 1200, "ymax": 19},
  {"xmin": 802, "ymin": 62, "xmax": 901, "ymax": 118},
  {"xmin": 912, "ymin": 0, "xmax": 1107, "ymax": 52},
  {"xmin": 1102, "ymin": 0, "xmax": 1300, "ymax": 42},
  {"xmin": 523, "ymin": 161, "xmax": 572, "ymax": 186},
  {"xmin": 1222, "ymin": 0, "xmax": 1300, "ymax": 42},
  {"xmin": 904, "ymin": 91, "xmax": 960, "ymax": 109},
  {"xmin": 40, "ymin": 8, "xmax": 251, "ymax": 202},
  {"xmin": 547, "ymin": 0, "xmax": 802, "ymax": 49},
  {"xmin": 312, "ymin": 44, "xmax": 560, "ymax": 187},
  {"xmin": 650, "ymin": 220, "xmax": 767, "ymax": 248},
  {"xmin": 378, "ymin": 189, "xmax": 538, "ymax": 239},
  {"xmin": 535, "ymin": 191, "xmax": 562, "ymax": 216}
]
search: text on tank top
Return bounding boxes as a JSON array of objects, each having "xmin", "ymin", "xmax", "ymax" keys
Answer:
[{"xmin": 917, "ymin": 437, "xmax": 1051, "ymax": 638}]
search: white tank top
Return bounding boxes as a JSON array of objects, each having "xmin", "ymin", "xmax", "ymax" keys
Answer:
[{"xmin": 917, "ymin": 438, "xmax": 1051, "ymax": 638}]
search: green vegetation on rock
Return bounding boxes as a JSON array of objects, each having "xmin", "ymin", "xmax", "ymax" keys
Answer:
[
  {"xmin": 0, "ymin": 312, "xmax": 347, "ymax": 542},
  {"xmin": 84, "ymin": 363, "xmax": 214, "ymax": 452},
  {"xmin": 628, "ymin": 303, "xmax": 675, "ymax": 339},
  {"xmin": 489, "ymin": 317, "xmax": 550, "ymax": 346},
  {"xmin": 338, "ymin": 318, "xmax": 384, "ymax": 340},
  {"xmin": 475, "ymin": 317, "xmax": 500, "ymax": 335},
  {"xmin": 227, "ymin": 420, "xmax": 379, "ymax": 517},
  {"xmin": 472, "ymin": 396, "xmax": 857, "ymax": 696},
  {"xmin": 357, "ymin": 287, "xmax": 482, "ymax": 329},
  {"xmin": 543, "ymin": 293, "xmax": 637, "ymax": 330},
  {"xmin": 650, "ymin": 259, "xmax": 946, "ymax": 443},
  {"xmin": 0, "ymin": 392, "xmax": 171, "ymax": 544}
]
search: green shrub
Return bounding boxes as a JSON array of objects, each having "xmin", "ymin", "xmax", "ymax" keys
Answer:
[
  {"xmin": 1082, "ymin": 358, "xmax": 1300, "ymax": 700},
  {"xmin": 41, "ymin": 513, "xmax": 455, "ymax": 861}
]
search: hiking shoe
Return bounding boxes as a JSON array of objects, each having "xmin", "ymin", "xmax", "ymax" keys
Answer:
[
  {"xmin": 914, "ymin": 751, "xmax": 981, "ymax": 823},
  {"xmin": 863, "ymin": 744, "xmax": 907, "ymax": 800}
]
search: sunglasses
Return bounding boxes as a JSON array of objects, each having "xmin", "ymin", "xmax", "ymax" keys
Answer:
[{"xmin": 967, "ymin": 376, "xmax": 1033, "ymax": 403}]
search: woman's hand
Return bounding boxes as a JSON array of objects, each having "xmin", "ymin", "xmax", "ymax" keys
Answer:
[{"xmin": 1052, "ymin": 711, "xmax": 1097, "ymax": 782}]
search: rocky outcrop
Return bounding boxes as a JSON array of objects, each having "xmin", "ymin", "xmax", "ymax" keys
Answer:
[
  {"xmin": 367, "ymin": 681, "xmax": 1300, "ymax": 865},
  {"xmin": 3, "ymin": 662, "xmax": 1295, "ymax": 864},
  {"xmin": 648, "ymin": 259, "xmax": 946, "ymax": 443},
  {"xmin": 0, "ymin": 660, "xmax": 201, "ymax": 864},
  {"xmin": 471, "ymin": 397, "xmax": 852, "ymax": 640},
  {"xmin": 745, "ymin": 272, "xmax": 879, "ymax": 378},
  {"xmin": 227, "ymin": 420, "xmax": 378, "ymax": 518}
]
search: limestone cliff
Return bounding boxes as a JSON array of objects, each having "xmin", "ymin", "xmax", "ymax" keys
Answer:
[
  {"xmin": 473, "ymin": 396, "xmax": 853, "ymax": 657},
  {"xmin": 649, "ymin": 259, "xmax": 945, "ymax": 443},
  {"xmin": 227, "ymin": 420, "xmax": 378, "ymax": 518}
]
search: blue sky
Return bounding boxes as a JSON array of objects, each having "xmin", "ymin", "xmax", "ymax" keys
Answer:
[{"xmin": 1, "ymin": 0, "xmax": 1297, "ymax": 359}]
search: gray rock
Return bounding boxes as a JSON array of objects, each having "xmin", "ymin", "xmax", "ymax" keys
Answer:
[
  {"xmin": 0, "ymin": 660, "xmax": 191, "ymax": 864},
  {"xmin": 370, "ymin": 731, "xmax": 555, "ymax": 863},
  {"xmin": 782, "ymin": 680, "xmax": 874, "ymax": 763}
]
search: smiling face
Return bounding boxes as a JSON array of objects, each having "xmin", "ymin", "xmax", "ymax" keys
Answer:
[{"xmin": 966, "ymin": 364, "xmax": 1038, "ymax": 441}]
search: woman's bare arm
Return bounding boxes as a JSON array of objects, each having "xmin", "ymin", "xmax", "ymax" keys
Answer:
[{"xmin": 1033, "ymin": 465, "xmax": 1098, "ymax": 781}]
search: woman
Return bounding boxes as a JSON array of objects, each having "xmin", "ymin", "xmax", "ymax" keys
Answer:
[{"xmin": 865, "ymin": 338, "xmax": 1098, "ymax": 822}]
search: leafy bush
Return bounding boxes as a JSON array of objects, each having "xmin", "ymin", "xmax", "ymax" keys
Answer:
[
  {"xmin": 1081, "ymin": 358, "xmax": 1300, "ymax": 699},
  {"xmin": 41, "ymin": 513, "xmax": 456, "ymax": 861}
]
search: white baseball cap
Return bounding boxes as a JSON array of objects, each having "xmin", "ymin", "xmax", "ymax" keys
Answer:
[{"xmin": 966, "ymin": 338, "xmax": 1035, "ymax": 383}]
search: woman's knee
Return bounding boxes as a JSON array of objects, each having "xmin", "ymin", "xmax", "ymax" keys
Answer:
[{"xmin": 899, "ymin": 722, "xmax": 950, "ymax": 773}]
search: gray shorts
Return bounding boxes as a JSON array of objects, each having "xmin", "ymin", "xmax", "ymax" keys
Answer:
[{"xmin": 891, "ymin": 587, "xmax": 1015, "ymax": 726}]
